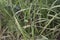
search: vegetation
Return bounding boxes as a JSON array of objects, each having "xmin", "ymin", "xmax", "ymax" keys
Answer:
[{"xmin": 0, "ymin": 0, "xmax": 60, "ymax": 40}]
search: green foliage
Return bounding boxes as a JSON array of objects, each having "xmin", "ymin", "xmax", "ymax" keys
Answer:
[{"xmin": 0, "ymin": 0, "xmax": 60, "ymax": 40}]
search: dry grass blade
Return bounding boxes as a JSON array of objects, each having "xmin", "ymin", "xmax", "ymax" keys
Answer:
[{"xmin": 40, "ymin": 14, "xmax": 58, "ymax": 35}]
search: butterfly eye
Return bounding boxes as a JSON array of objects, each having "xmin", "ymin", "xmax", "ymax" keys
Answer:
[{"xmin": 14, "ymin": 5, "xmax": 21, "ymax": 12}]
